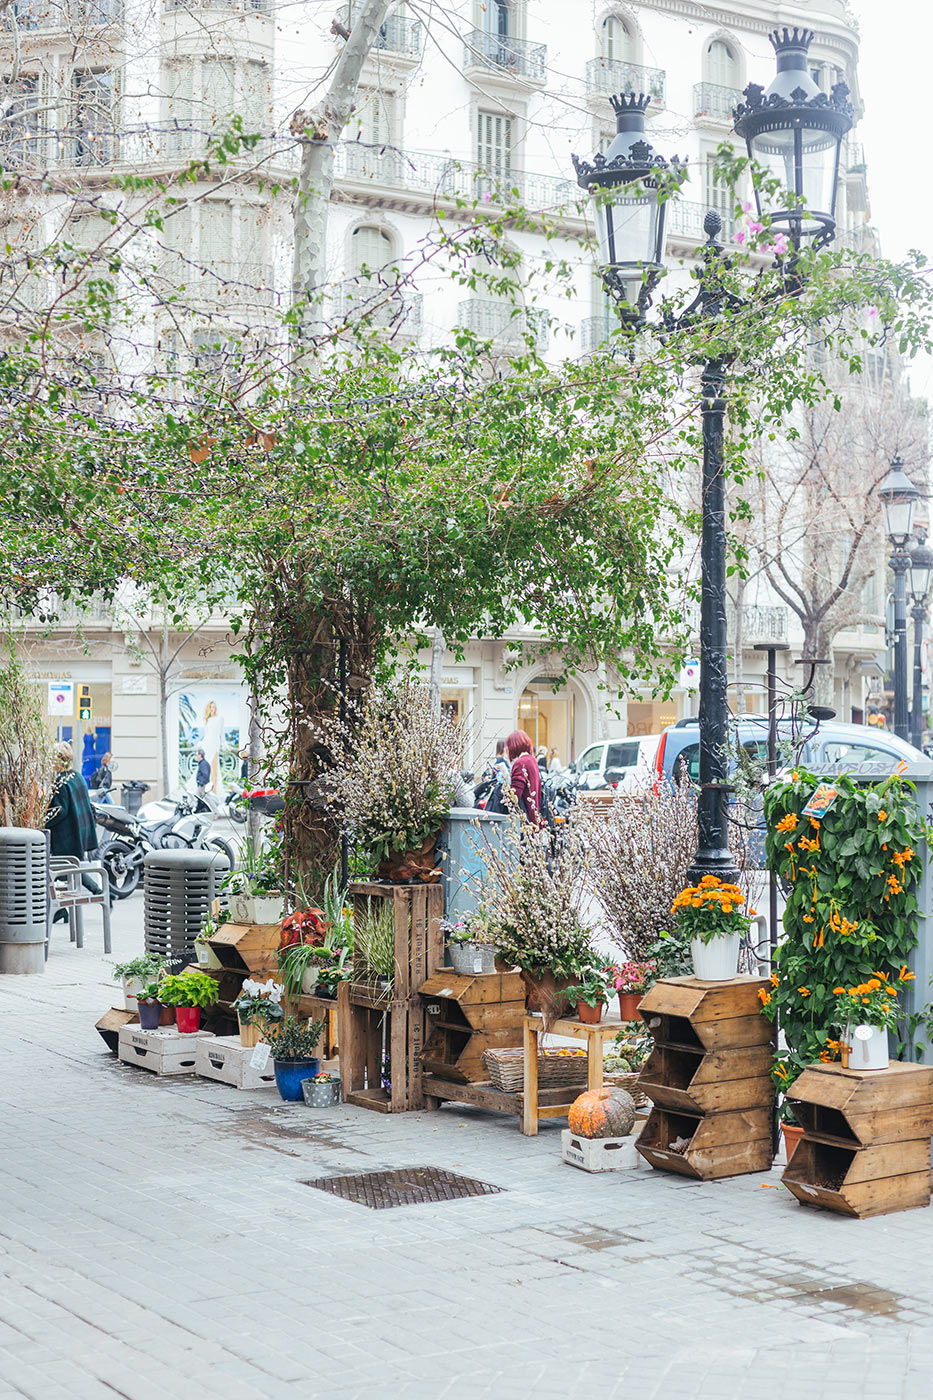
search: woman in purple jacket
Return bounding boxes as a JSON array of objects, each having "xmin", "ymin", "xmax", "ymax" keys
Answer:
[{"xmin": 505, "ymin": 730, "xmax": 544, "ymax": 829}]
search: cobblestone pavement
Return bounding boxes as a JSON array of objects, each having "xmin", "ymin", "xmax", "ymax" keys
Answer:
[{"xmin": 3, "ymin": 900, "xmax": 933, "ymax": 1400}]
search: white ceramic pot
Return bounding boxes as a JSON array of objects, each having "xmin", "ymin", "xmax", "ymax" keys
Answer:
[
  {"xmin": 690, "ymin": 932, "xmax": 740, "ymax": 981},
  {"xmin": 845, "ymin": 1023, "xmax": 890, "ymax": 1071},
  {"xmin": 122, "ymin": 976, "xmax": 143, "ymax": 1011},
  {"xmin": 228, "ymin": 891, "xmax": 254, "ymax": 924},
  {"xmin": 301, "ymin": 966, "xmax": 319, "ymax": 994},
  {"xmin": 193, "ymin": 938, "xmax": 222, "ymax": 970},
  {"xmin": 253, "ymin": 895, "xmax": 286, "ymax": 925}
]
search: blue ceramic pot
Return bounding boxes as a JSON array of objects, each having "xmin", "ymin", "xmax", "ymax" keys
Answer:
[{"xmin": 273, "ymin": 1057, "xmax": 321, "ymax": 1101}]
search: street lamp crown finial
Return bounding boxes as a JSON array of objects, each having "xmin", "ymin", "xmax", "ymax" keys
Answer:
[
  {"xmin": 608, "ymin": 92, "xmax": 651, "ymax": 117},
  {"xmin": 768, "ymin": 26, "xmax": 815, "ymax": 55}
]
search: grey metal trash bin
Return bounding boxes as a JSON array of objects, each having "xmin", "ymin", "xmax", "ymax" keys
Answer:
[
  {"xmin": 0, "ymin": 828, "xmax": 49, "ymax": 975},
  {"xmin": 437, "ymin": 807, "xmax": 509, "ymax": 926},
  {"xmin": 143, "ymin": 848, "xmax": 228, "ymax": 967},
  {"xmin": 121, "ymin": 780, "xmax": 150, "ymax": 815}
]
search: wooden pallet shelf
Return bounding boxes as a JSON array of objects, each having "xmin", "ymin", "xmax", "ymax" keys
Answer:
[
  {"xmin": 783, "ymin": 1061, "xmax": 933, "ymax": 1218},
  {"xmin": 635, "ymin": 976, "xmax": 775, "ymax": 1181}
]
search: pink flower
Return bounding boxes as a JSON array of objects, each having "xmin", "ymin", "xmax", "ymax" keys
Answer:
[
  {"xmin": 735, "ymin": 230, "xmax": 746, "ymax": 244},
  {"xmin": 741, "ymin": 200, "xmax": 753, "ymax": 214}
]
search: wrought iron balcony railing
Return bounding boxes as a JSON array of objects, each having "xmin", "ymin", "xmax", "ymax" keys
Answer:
[
  {"xmin": 462, "ymin": 29, "xmax": 547, "ymax": 84},
  {"xmin": 585, "ymin": 58, "xmax": 665, "ymax": 104},
  {"xmin": 579, "ymin": 314, "xmax": 618, "ymax": 353},
  {"xmin": 457, "ymin": 298, "xmax": 549, "ymax": 349},
  {"xmin": 337, "ymin": 4, "xmax": 422, "ymax": 55},
  {"xmin": 1, "ymin": 0, "xmax": 124, "ymax": 23},
  {"xmin": 333, "ymin": 285, "xmax": 423, "ymax": 336},
  {"xmin": 693, "ymin": 82, "xmax": 743, "ymax": 122},
  {"xmin": 728, "ymin": 603, "xmax": 789, "ymax": 644},
  {"xmin": 666, "ymin": 199, "xmax": 736, "ymax": 244},
  {"xmin": 335, "ymin": 143, "xmax": 580, "ymax": 213}
]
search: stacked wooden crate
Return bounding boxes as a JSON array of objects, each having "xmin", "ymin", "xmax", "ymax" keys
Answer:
[
  {"xmin": 418, "ymin": 969, "xmax": 525, "ymax": 1083},
  {"xmin": 635, "ymin": 976, "xmax": 775, "ymax": 1180},
  {"xmin": 339, "ymin": 882, "xmax": 444, "ymax": 1112},
  {"xmin": 783, "ymin": 1062, "xmax": 933, "ymax": 1218}
]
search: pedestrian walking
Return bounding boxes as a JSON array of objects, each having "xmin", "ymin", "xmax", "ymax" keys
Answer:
[
  {"xmin": 547, "ymin": 747, "xmax": 563, "ymax": 772},
  {"xmin": 195, "ymin": 747, "xmax": 212, "ymax": 798},
  {"xmin": 46, "ymin": 742, "xmax": 102, "ymax": 917},
  {"xmin": 506, "ymin": 730, "xmax": 544, "ymax": 830},
  {"xmin": 493, "ymin": 739, "xmax": 510, "ymax": 784},
  {"xmin": 89, "ymin": 751, "xmax": 114, "ymax": 802}
]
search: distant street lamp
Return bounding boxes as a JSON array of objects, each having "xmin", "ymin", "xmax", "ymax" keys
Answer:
[
  {"xmin": 908, "ymin": 529, "xmax": 933, "ymax": 750},
  {"xmin": 878, "ymin": 458, "xmax": 920, "ymax": 741},
  {"xmin": 573, "ymin": 26, "xmax": 851, "ymax": 884}
]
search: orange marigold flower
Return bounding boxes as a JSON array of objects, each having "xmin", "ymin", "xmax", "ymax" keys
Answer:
[
  {"xmin": 775, "ymin": 814, "xmax": 797, "ymax": 833},
  {"xmin": 878, "ymin": 810, "xmax": 887, "ymax": 821},
  {"xmin": 798, "ymin": 987, "xmax": 811, "ymax": 997},
  {"xmin": 833, "ymin": 986, "xmax": 846, "ymax": 994},
  {"xmin": 758, "ymin": 989, "xmax": 771, "ymax": 1006}
]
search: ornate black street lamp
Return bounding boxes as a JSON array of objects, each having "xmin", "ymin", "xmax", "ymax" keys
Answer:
[
  {"xmin": 878, "ymin": 458, "xmax": 920, "ymax": 741},
  {"xmin": 909, "ymin": 529, "xmax": 933, "ymax": 750},
  {"xmin": 573, "ymin": 28, "xmax": 851, "ymax": 885}
]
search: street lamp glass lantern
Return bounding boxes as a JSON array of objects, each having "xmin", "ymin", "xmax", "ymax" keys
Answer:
[
  {"xmin": 909, "ymin": 535, "xmax": 933, "ymax": 604},
  {"xmin": 733, "ymin": 27, "xmax": 852, "ymax": 248},
  {"xmin": 879, "ymin": 459, "xmax": 920, "ymax": 547}
]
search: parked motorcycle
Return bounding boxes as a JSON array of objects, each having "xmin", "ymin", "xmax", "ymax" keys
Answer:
[{"xmin": 94, "ymin": 795, "xmax": 235, "ymax": 899}]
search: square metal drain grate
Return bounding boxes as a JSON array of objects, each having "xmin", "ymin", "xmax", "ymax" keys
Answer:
[{"xmin": 302, "ymin": 1166, "xmax": 503, "ymax": 1209}]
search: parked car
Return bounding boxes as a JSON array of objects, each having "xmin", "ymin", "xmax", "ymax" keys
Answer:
[
  {"xmin": 655, "ymin": 716, "xmax": 928, "ymax": 786},
  {"xmin": 570, "ymin": 735, "xmax": 663, "ymax": 792}
]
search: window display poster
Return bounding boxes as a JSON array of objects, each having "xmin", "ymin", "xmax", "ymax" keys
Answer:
[{"xmin": 176, "ymin": 689, "xmax": 241, "ymax": 794}]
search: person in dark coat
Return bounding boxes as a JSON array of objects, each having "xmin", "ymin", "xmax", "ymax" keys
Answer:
[
  {"xmin": 47, "ymin": 742, "xmax": 102, "ymax": 913},
  {"xmin": 89, "ymin": 752, "xmax": 113, "ymax": 803},
  {"xmin": 195, "ymin": 748, "xmax": 211, "ymax": 797},
  {"xmin": 505, "ymin": 729, "xmax": 544, "ymax": 830}
]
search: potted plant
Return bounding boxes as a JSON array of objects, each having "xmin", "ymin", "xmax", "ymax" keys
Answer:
[
  {"xmin": 441, "ymin": 908, "xmax": 500, "ymax": 976},
  {"xmin": 232, "ymin": 978, "xmax": 284, "ymax": 1046},
  {"xmin": 112, "ymin": 954, "xmax": 166, "ymax": 1010},
  {"xmin": 301, "ymin": 1071, "xmax": 342, "ymax": 1107},
  {"xmin": 136, "ymin": 982, "xmax": 164, "ymax": 1030},
  {"xmin": 225, "ymin": 827, "xmax": 286, "ymax": 924},
  {"xmin": 318, "ymin": 677, "xmax": 466, "ymax": 882},
  {"xmin": 565, "ymin": 966, "xmax": 611, "ymax": 1025},
  {"xmin": 193, "ymin": 917, "xmax": 223, "ymax": 970},
  {"xmin": 607, "ymin": 960, "xmax": 655, "ymax": 1021},
  {"xmin": 262, "ymin": 1015, "xmax": 326, "ymax": 1101},
  {"xmin": 277, "ymin": 908, "xmax": 328, "ymax": 996},
  {"xmin": 156, "ymin": 970, "xmax": 219, "ymax": 1033},
  {"xmin": 670, "ymin": 875, "xmax": 751, "ymax": 981},
  {"xmin": 354, "ymin": 900, "xmax": 397, "ymax": 998},
  {"xmin": 832, "ymin": 968, "xmax": 912, "ymax": 1071}
]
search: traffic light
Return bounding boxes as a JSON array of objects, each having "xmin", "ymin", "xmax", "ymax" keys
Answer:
[{"xmin": 78, "ymin": 685, "xmax": 92, "ymax": 722}]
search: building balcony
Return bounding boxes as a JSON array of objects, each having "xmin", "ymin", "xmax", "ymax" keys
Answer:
[
  {"xmin": 692, "ymin": 81, "xmax": 742, "ymax": 123},
  {"xmin": 337, "ymin": 4, "xmax": 421, "ymax": 56},
  {"xmin": 728, "ymin": 603, "xmax": 789, "ymax": 645},
  {"xmin": 334, "ymin": 143, "xmax": 580, "ymax": 215},
  {"xmin": 462, "ymin": 29, "xmax": 547, "ymax": 85},
  {"xmin": 580, "ymin": 314, "xmax": 617, "ymax": 353},
  {"xmin": 1, "ymin": 0, "xmax": 124, "ymax": 28},
  {"xmin": 164, "ymin": 0, "xmax": 270, "ymax": 12},
  {"xmin": 333, "ymin": 284, "xmax": 423, "ymax": 337},
  {"xmin": 457, "ymin": 298, "xmax": 548, "ymax": 350},
  {"xmin": 585, "ymin": 58, "xmax": 665, "ymax": 105},
  {"xmin": 666, "ymin": 199, "xmax": 736, "ymax": 246}
]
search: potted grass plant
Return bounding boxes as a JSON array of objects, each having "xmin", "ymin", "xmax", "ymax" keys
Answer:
[
  {"xmin": 225, "ymin": 827, "xmax": 286, "ymax": 924},
  {"xmin": 232, "ymin": 978, "xmax": 284, "ymax": 1046},
  {"xmin": 157, "ymin": 970, "xmax": 219, "ymax": 1033},
  {"xmin": 262, "ymin": 1015, "xmax": 326, "ymax": 1101},
  {"xmin": 112, "ymin": 954, "xmax": 166, "ymax": 1010},
  {"xmin": 354, "ymin": 900, "xmax": 397, "ymax": 999}
]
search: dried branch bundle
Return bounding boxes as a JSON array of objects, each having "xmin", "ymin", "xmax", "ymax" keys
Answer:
[{"xmin": 0, "ymin": 648, "xmax": 56, "ymax": 829}]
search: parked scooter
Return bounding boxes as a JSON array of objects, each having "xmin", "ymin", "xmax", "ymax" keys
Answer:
[{"xmin": 94, "ymin": 795, "xmax": 235, "ymax": 899}]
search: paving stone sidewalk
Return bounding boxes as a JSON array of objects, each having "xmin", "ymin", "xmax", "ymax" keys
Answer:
[{"xmin": 2, "ymin": 898, "xmax": 932, "ymax": 1399}]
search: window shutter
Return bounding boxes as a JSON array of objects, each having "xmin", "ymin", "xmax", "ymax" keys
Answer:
[
  {"xmin": 476, "ymin": 111, "xmax": 511, "ymax": 177},
  {"xmin": 351, "ymin": 225, "xmax": 392, "ymax": 274},
  {"xmin": 707, "ymin": 40, "xmax": 736, "ymax": 88},
  {"xmin": 602, "ymin": 17, "xmax": 631, "ymax": 63}
]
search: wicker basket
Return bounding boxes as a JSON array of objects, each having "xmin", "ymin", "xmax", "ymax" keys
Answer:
[
  {"xmin": 484, "ymin": 1046, "xmax": 588, "ymax": 1093},
  {"xmin": 604, "ymin": 1069, "xmax": 650, "ymax": 1109}
]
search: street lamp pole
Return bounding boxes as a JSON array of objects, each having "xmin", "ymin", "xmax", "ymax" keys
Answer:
[
  {"xmin": 879, "ymin": 459, "xmax": 921, "ymax": 743},
  {"xmin": 573, "ymin": 26, "xmax": 851, "ymax": 885},
  {"xmin": 908, "ymin": 530, "xmax": 933, "ymax": 750}
]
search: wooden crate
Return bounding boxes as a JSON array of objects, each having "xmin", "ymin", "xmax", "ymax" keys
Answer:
[
  {"xmin": 349, "ymin": 882, "xmax": 444, "ymax": 998},
  {"xmin": 783, "ymin": 1061, "xmax": 933, "ymax": 1219},
  {"xmin": 118, "ymin": 1026, "xmax": 214, "ymax": 1076},
  {"xmin": 195, "ymin": 1035, "xmax": 277, "ymax": 1091},
  {"xmin": 338, "ymin": 983, "xmax": 419, "ymax": 1112},
  {"xmin": 419, "ymin": 970, "xmax": 525, "ymax": 1084},
  {"xmin": 204, "ymin": 922, "xmax": 282, "ymax": 977},
  {"xmin": 635, "ymin": 976, "xmax": 775, "ymax": 1180},
  {"xmin": 294, "ymin": 993, "xmax": 340, "ymax": 1060},
  {"xmin": 95, "ymin": 1007, "xmax": 138, "ymax": 1053},
  {"xmin": 421, "ymin": 1074, "xmax": 587, "ymax": 1117}
]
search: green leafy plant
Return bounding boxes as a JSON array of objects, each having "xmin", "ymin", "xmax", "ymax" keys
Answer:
[
  {"xmin": 232, "ymin": 978, "xmax": 285, "ymax": 1026},
  {"xmin": 354, "ymin": 901, "xmax": 397, "ymax": 986},
  {"xmin": 277, "ymin": 941, "xmax": 324, "ymax": 1000},
  {"xmin": 762, "ymin": 768, "xmax": 925, "ymax": 1100},
  {"xmin": 136, "ymin": 982, "xmax": 163, "ymax": 1004},
  {"xmin": 225, "ymin": 826, "xmax": 283, "ymax": 897},
  {"xmin": 157, "ymin": 971, "xmax": 219, "ymax": 1009},
  {"xmin": 113, "ymin": 954, "xmax": 166, "ymax": 982},
  {"xmin": 642, "ymin": 931, "xmax": 692, "ymax": 985},
  {"xmin": 565, "ymin": 967, "xmax": 612, "ymax": 1009},
  {"xmin": 262, "ymin": 1015, "xmax": 325, "ymax": 1062}
]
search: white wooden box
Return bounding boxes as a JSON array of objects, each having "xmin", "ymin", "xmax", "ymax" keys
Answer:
[
  {"xmin": 195, "ymin": 1035, "xmax": 276, "ymax": 1091},
  {"xmin": 118, "ymin": 1025, "xmax": 213, "ymax": 1076},
  {"xmin": 561, "ymin": 1130, "xmax": 640, "ymax": 1173}
]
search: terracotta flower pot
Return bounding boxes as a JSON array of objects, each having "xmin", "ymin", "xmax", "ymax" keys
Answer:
[
  {"xmin": 376, "ymin": 832, "xmax": 441, "ymax": 883},
  {"xmin": 618, "ymin": 991, "xmax": 644, "ymax": 1022},
  {"xmin": 782, "ymin": 1123, "xmax": 804, "ymax": 1162},
  {"xmin": 158, "ymin": 1003, "xmax": 175, "ymax": 1026},
  {"xmin": 577, "ymin": 999, "xmax": 604, "ymax": 1025}
]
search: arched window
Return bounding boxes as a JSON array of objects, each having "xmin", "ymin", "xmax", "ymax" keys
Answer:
[
  {"xmin": 351, "ymin": 225, "xmax": 392, "ymax": 274},
  {"xmin": 707, "ymin": 38, "xmax": 737, "ymax": 88},
  {"xmin": 602, "ymin": 15, "xmax": 633, "ymax": 63}
]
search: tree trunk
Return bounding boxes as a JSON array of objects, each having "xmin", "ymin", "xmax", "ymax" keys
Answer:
[
  {"xmin": 732, "ymin": 580, "xmax": 745, "ymax": 715},
  {"xmin": 159, "ymin": 619, "xmax": 170, "ymax": 796},
  {"xmin": 428, "ymin": 627, "xmax": 445, "ymax": 718}
]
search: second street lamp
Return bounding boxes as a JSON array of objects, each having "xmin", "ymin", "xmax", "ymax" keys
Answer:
[
  {"xmin": 909, "ymin": 530, "xmax": 933, "ymax": 750},
  {"xmin": 573, "ymin": 27, "xmax": 851, "ymax": 885},
  {"xmin": 878, "ymin": 458, "xmax": 920, "ymax": 742}
]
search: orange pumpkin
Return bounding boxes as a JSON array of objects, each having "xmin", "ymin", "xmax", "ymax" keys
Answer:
[{"xmin": 568, "ymin": 1087, "xmax": 635, "ymax": 1139}]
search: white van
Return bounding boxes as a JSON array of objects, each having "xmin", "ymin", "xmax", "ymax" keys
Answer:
[{"xmin": 572, "ymin": 735, "xmax": 663, "ymax": 792}]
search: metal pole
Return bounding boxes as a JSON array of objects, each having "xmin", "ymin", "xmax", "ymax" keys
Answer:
[
  {"xmin": 338, "ymin": 637, "xmax": 349, "ymax": 891},
  {"xmin": 912, "ymin": 603, "xmax": 926, "ymax": 751},
  {"xmin": 687, "ymin": 357, "xmax": 739, "ymax": 885},
  {"xmin": 892, "ymin": 552, "xmax": 910, "ymax": 741}
]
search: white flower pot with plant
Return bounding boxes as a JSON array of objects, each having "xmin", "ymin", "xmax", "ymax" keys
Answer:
[
  {"xmin": 225, "ymin": 829, "xmax": 285, "ymax": 925},
  {"xmin": 671, "ymin": 876, "xmax": 751, "ymax": 982},
  {"xmin": 232, "ymin": 978, "xmax": 285, "ymax": 1047},
  {"xmin": 833, "ymin": 969, "xmax": 913, "ymax": 1071},
  {"xmin": 112, "ymin": 954, "xmax": 166, "ymax": 1009}
]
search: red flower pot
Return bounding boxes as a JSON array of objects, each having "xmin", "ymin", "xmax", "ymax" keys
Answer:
[
  {"xmin": 618, "ymin": 992, "xmax": 644, "ymax": 1022},
  {"xmin": 577, "ymin": 1000, "xmax": 604, "ymax": 1025},
  {"xmin": 175, "ymin": 1006, "xmax": 201, "ymax": 1034}
]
